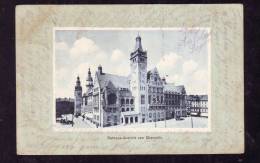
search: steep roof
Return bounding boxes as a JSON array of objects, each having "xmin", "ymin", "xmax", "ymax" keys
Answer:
[
  {"xmin": 96, "ymin": 72, "xmax": 130, "ymax": 89},
  {"xmin": 164, "ymin": 84, "xmax": 185, "ymax": 94},
  {"xmin": 199, "ymin": 95, "xmax": 208, "ymax": 101},
  {"xmin": 186, "ymin": 95, "xmax": 208, "ymax": 101}
]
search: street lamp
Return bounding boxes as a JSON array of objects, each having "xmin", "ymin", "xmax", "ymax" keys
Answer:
[{"xmin": 190, "ymin": 113, "xmax": 193, "ymax": 128}]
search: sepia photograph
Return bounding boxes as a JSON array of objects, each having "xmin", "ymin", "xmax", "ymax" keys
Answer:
[{"xmin": 54, "ymin": 28, "xmax": 210, "ymax": 129}]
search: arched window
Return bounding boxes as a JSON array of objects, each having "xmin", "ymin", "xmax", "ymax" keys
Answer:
[
  {"xmin": 108, "ymin": 93, "xmax": 117, "ymax": 105},
  {"xmin": 130, "ymin": 117, "xmax": 133, "ymax": 123},
  {"xmin": 126, "ymin": 108, "xmax": 129, "ymax": 111},
  {"xmin": 122, "ymin": 108, "xmax": 125, "ymax": 112},
  {"xmin": 126, "ymin": 99, "xmax": 129, "ymax": 104},
  {"xmin": 149, "ymin": 113, "xmax": 152, "ymax": 118},
  {"xmin": 130, "ymin": 99, "xmax": 134, "ymax": 104},
  {"xmin": 121, "ymin": 99, "xmax": 125, "ymax": 105}
]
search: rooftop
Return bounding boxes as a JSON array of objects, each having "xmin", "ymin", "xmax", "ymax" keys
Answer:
[
  {"xmin": 96, "ymin": 72, "xmax": 130, "ymax": 89},
  {"xmin": 164, "ymin": 84, "xmax": 185, "ymax": 94}
]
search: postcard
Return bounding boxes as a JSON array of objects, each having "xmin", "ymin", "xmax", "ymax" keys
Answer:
[{"xmin": 16, "ymin": 5, "xmax": 244, "ymax": 154}]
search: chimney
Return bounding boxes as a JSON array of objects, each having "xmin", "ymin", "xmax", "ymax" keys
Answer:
[{"xmin": 162, "ymin": 77, "xmax": 166, "ymax": 84}]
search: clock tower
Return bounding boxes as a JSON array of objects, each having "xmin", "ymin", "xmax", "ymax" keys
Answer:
[
  {"xmin": 74, "ymin": 76, "xmax": 82, "ymax": 116},
  {"xmin": 130, "ymin": 34, "xmax": 148, "ymax": 123}
]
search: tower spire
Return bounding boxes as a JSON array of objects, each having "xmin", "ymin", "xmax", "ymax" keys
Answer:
[
  {"xmin": 134, "ymin": 33, "xmax": 143, "ymax": 52},
  {"xmin": 86, "ymin": 68, "xmax": 93, "ymax": 89},
  {"xmin": 75, "ymin": 76, "xmax": 82, "ymax": 89}
]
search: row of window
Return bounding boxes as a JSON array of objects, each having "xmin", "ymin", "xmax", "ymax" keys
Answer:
[
  {"xmin": 189, "ymin": 101, "xmax": 208, "ymax": 107},
  {"xmin": 107, "ymin": 107, "xmax": 117, "ymax": 113},
  {"xmin": 165, "ymin": 94, "xmax": 183, "ymax": 98},
  {"xmin": 123, "ymin": 116, "xmax": 138, "ymax": 124},
  {"xmin": 93, "ymin": 115, "xmax": 99, "ymax": 120},
  {"xmin": 165, "ymin": 100, "xmax": 180, "ymax": 105},
  {"xmin": 191, "ymin": 108, "xmax": 208, "ymax": 113},
  {"xmin": 107, "ymin": 115, "xmax": 117, "ymax": 122},
  {"xmin": 132, "ymin": 57, "xmax": 145, "ymax": 63},
  {"xmin": 148, "ymin": 87, "xmax": 163, "ymax": 93},
  {"xmin": 149, "ymin": 106, "xmax": 165, "ymax": 110},
  {"xmin": 121, "ymin": 98, "xmax": 134, "ymax": 105},
  {"xmin": 148, "ymin": 95, "xmax": 163, "ymax": 104},
  {"xmin": 122, "ymin": 107, "xmax": 134, "ymax": 112},
  {"xmin": 140, "ymin": 86, "xmax": 146, "ymax": 90}
]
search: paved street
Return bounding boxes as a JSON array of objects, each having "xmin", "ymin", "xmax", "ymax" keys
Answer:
[
  {"xmin": 111, "ymin": 116, "xmax": 208, "ymax": 128},
  {"xmin": 56, "ymin": 115, "xmax": 208, "ymax": 129}
]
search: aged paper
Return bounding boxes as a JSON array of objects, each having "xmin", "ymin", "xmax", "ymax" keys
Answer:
[{"xmin": 16, "ymin": 5, "xmax": 244, "ymax": 154}]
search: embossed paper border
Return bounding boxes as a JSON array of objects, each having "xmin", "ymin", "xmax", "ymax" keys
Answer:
[{"xmin": 16, "ymin": 5, "xmax": 244, "ymax": 154}]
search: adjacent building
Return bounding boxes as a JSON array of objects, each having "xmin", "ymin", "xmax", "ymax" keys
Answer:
[
  {"xmin": 56, "ymin": 98, "xmax": 74, "ymax": 118},
  {"xmin": 186, "ymin": 95, "xmax": 208, "ymax": 117}
]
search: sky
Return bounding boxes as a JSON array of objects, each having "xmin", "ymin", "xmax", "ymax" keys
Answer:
[{"xmin": 55, "ymin": 29, "xmax": 209, "ymax": 98}]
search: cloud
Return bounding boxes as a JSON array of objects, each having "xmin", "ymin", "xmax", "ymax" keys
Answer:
[
  {"xmin": 113, "ymin": 62, "xmax": 130, "ymax": 76},
  {"xmin": 55, "ymin": 68, "xmax": 74, "ymax": 98},
  {"xmin": 56, "ymin": 68, "xmax": 68, "ymax": 81},
  {"xmin": 166, "ymin": 74, "xmax": 180, "ymax": 84},
  {"xmin": 159, "ymin": 57, "xmax": 207, "ymax": 95},
  {"xmin": 72, "ymin": 62, "xmax": 93, "ymax": 82},
  {"xmin": 182, "ymin": 60, "xmax": 198, "ymax": 75},
  {"xmin": 111, "ymin": 49, "xmax": 126, "ymax": 62},
  {"xmin": 69, "ymin": 37, "xmax": 101, "ymax": 58},
  {"xmin": 192, "ymin": 69, "xmax": 208, "ymax": 81},
  {"xmin": 157, "ymin": 52, "xmax": 182, "ymax": 73},
  {"xmin": 56, "ymin": 41, "xmax": 69, "ymax": 51},
  {"xmin": 55, "ymin": 84, "xmax": 74, "ymax": 98}
]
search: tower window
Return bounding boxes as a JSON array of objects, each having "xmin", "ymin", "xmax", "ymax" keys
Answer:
[
  {"xmin": 130, "ymin": 99, "xmax": 134, "ymax": 104},
  {"xmin": 141, "ymin": 95, "xmax": 145, "ymax": 104}
]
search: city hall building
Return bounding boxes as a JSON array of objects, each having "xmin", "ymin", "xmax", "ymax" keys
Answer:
[{"xmin": 74, "ymin": 35, "xmax": 187, "ymax": 127}]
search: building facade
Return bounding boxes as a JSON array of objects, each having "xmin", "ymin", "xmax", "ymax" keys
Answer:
[
  {"xmin": 74, "ymin": 35, "xmax": 187, "ymax": 127},
  {"xmin": 147, "ymin": 68, "xmax": 166, "ymax": 122},
  {"xmin": 186, "ymin": 95, "xmax": 208, "ymax": 117},
  {"xmin": 164, "ymin": 84, "xmax": 187, "ymax": 119}
]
